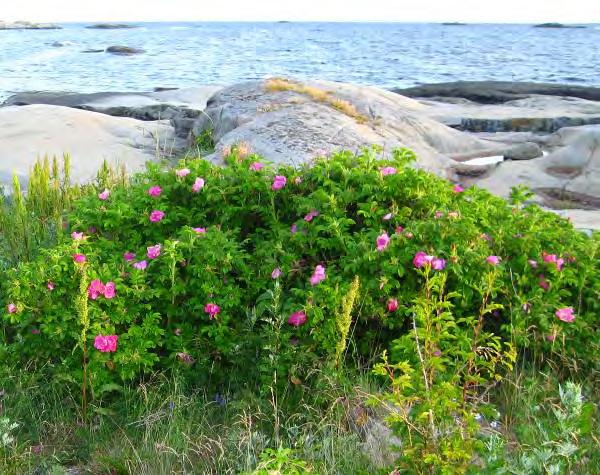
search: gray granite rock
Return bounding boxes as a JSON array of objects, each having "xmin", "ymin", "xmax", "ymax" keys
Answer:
[
  {"xmin": 394, "ymin": 81, "xmax": 600, "ymax": 104},
  {"xmin": 504, "ymin": 142, "xmax": 543, "ymax": 160},
  {"xmin": 0, "ymin": 105, "xmax": 182, "ymax": 189},
  {"xmin": 192, "ymin": 79, "xmax": 505, "ymax": 175},
  {"xmin": 2, "ymin": 86, "xmax": 222, "ymax": 137}
]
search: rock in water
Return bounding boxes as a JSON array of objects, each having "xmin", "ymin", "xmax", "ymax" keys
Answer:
[
  {"xmin": 86, "ymin": 23, "xmax": 138, "ymax": 29},
  {"xmin": 0, "ymin": 105, "xmax": 180, "ymax": 188},
  {"xmin": 534, "ymin": 23, "xmax": 586, "ymax": 29},
  {"xmin": 105, "ymin": 46, "xmax": 145, "ymax": 55},
  {"xmin": 192, "ymin": 79, "xmax": 505, "ymax": 175}
]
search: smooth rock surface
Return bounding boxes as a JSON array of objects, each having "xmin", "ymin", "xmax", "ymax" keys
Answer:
[
  {"xmin": 0, "ymin": 105, "xmax": 179, "ymax": 188},
  {"xmin": 414, "ymin": 95, "xmax": 600, "ymax": 133},
  {"xmin": 469, "ymin": 124, "xmax": 600, "ymax": 203},
  {"xmin": 2, "ymin": 87, "xmax": 222, "ymax": 136},
  {"xmin": 193, "ymin": 79, "xmax": 506, "ymax": 175},
  {"xmin": 395, "ymin": 81, "xmax": 600, "ymax": 104},
  {"xmin": 503, "ymin": 142, "xmax": 543, "ymax": 160}
]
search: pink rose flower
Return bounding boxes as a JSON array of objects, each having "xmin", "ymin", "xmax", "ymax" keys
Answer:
[
  {"xmin": 546, "ymin": 333, "xmax": 557, "ymax": 342},
  {"xmin": 387, "ymin": 298, "xmax": 399, "ymax": 312},
  {"xmin": 486, "ymin": 255, "xmax": 501, "ymax": 265},
  {"xmin": 249, "ymin": 162, "xmax": 264, "ymax": 171},
  {"xmin": 395, "ymin": 226, "xmax": 404, "ymax": 234},
  {"xmin": 147, "ymin": 244, "xmax": 161, "ymax": 259},
  {"xmin": 404, "ymin": 231, "xmax": 414, "ymax": 239},
  {"xmin": 71, "ymin": 231, "xmax": 84, "ymax": 241},
  {"xmin": 31, "ymin": 328, "xmax": 40, "ymax": 335},
  {"xmin": 379, "ymin": 166, "xmax": 397, "ymax": 176},
  {"xmin": 47, "ymin": 281, "xmax": 55, "ymax": 291},
  {"xmin": 383, "ymin": 213, "xmax": 393, "ymax": 221},
  {"xmin": 555, "ymin": 307, "xmax": 575, "ymax": 323},
  {"xmin": 133, "ymin": 260, "xmax": 148, "ymax": 270},
  {"xmin": 539, "ymin": 275, "xmax": 550, "ymax": 291},
  {"xmin": 288, "ymin": 310, "xmax": 307, "ymax": 327},
  {"xmin": 192, "ymin": 227, "xmax": 207, "ymax": 234},
  {"xmin": 104, "ymin": 282, "xmax": 116, "ymax": 299},
  {"xmin": 290, "ymin": 223, "xmax": 298, "ymax": 234},
  {"xmin": 413, "ymin": 251, "xmax": 433, "ymax": 269},
  {"xmin": 88, "ymin": 279, "xmax": 106, "ymax": 300},
  {"xmin": 528, "ymin": 259, "xmax": 538, "ymax": 268},
  {"xmin": 192, "ymin": 177, "xmax": 205, "ymax": 193},
  {"xmin": 271, "ymin": 267, "xmax": 282, "ymax": 279},
  {"xmin": 176, "ymin": 168, "xmax": 191, "ymax": 178},
  {"xmin": 124, "ymin": 252, "xmax": 136, "ymax": 262},
  {"xmin": 272, "ymin": 175, "xmax": 287, "ymax": 190},
  {"xmin": 98, "ymin": 189, "xmax": 110, "ymax": 201},
  {"xmin": 556, "ymin": 258, "xmax": 565, "ymax": 271},
  {"xmin": 148, "ymin": 186, "xmax": 162, "ymax": 197},
  {"xmin": 434, "ymin": 211, "xmax": 444, "ymax": 219},
  {"xmin": 432, "ymin": 258, "xmax": 446, "ymax": 271},
  {"xmin": 453, "ymin": 184, "xmax": 464, "ymax": 193},
  {"xmin": 149, "ymin": 210, "xmax": 165, "ymax": 223},
  {"xmin": 7, "ymin": 303, "xmax": 17, "ymax": 314},
  {"xmin": 73, "ymin": 254, "xmax": 86, "ymax": 264},
  {"xmin": 309, "ymin": 265, "xmax": 326, "ymax": 286},
  {"xmin": 376, "ymin": 233, "xmax": 390, "ymax": 252},
  {"xmin": 304, "ymin": 210, "xmax": 319, "ymax": 222},
  {"xmin": 94, "ymin": 334, "xmax": 118, "ymax": 353},
  {"xmin": 204, "ymin": 303, "xmax": 221, "ymax": 319}
]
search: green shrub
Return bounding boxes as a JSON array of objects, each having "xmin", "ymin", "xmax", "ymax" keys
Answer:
[{"xmin": 2, "ymin": 148, "xmax": 597, "ymax": 410}]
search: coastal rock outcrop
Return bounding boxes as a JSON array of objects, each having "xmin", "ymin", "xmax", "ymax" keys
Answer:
[
  {"xmin": 394, "ymin": 81, "xmax": 600, "ymax": 104},
  {"xmin": 192, "ymin": 79, "xmax": 505, "ymax": 175},
  {"xmin": 0, "ymin": 105, "xmax": 180, "ymax": 188},
  {"xmin": 2, "ymin": 87, "xmax": 222, "ymax": 137},
  {"xmin": 399, "ymin": 89, "xmax": 600, "ymax": 133},
  {"xmin": 468, "ymin": 125, "xmax": 600, "ymax": 202}
]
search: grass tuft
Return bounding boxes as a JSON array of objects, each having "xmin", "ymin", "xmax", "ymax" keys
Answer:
[{"xmin": 265, "ymin": 78, "xmax": 368, "ymax": 123}]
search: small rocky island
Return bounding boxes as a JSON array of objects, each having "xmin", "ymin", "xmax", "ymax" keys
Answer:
[
  {"xmin": 534, "ymin": 22, "xmax": 586, "ymax": 29},
  {"xmin": 86, "ymin": 23, "xmax": 139, "ymax": 29},
  {"xmin": 0, "ymin": 21, "xmax": 61, "ymax": 30}
]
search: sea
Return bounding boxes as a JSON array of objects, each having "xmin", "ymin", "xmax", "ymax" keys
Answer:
[{"xmin": 0, "ymin": 22, "xmax": 598, "ymax": 100}]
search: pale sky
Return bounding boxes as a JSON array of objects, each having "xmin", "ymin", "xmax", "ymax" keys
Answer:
[{"xmin": 3, "ymin": 0, "xmax": 599, "ymax": 24}]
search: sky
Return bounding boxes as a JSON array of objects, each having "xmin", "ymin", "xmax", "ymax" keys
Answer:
[{"xmin": 2, "ymin": 0, "xmax": 599, "ymax": 24}]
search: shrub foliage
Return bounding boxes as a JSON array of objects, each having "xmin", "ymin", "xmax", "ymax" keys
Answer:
[{"xmin": 1, "ymin": 148, "xmax": 597, "ymax": 418}]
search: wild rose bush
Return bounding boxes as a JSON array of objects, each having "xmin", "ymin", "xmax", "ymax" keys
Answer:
[{"xmin": 1, "ymin": 148, "xmax": 598, "ymax": 396}]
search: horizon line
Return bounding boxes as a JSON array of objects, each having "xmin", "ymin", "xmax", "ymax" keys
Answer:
[{"xmin": 4, "ymin": 19, "xmax": 598, "ymax": 25}]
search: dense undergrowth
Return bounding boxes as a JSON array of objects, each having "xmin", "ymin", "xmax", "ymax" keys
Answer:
[{"xmin": 0, "ymin": 147, "xmax": 598, "ymax": 474}]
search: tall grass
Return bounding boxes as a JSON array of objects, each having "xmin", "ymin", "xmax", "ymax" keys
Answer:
[
  {"xmin": 0, "ymin": 156, "xmax": 126, "ymax": 270},
  {"xmin": 0, "ymin": 366, "xmax": 376, "ymax": 474}
]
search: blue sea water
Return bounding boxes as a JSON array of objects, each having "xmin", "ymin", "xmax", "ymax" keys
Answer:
[{"xmin": 0, "ymin": 22, "xmax": 598, "ymax": 99}]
